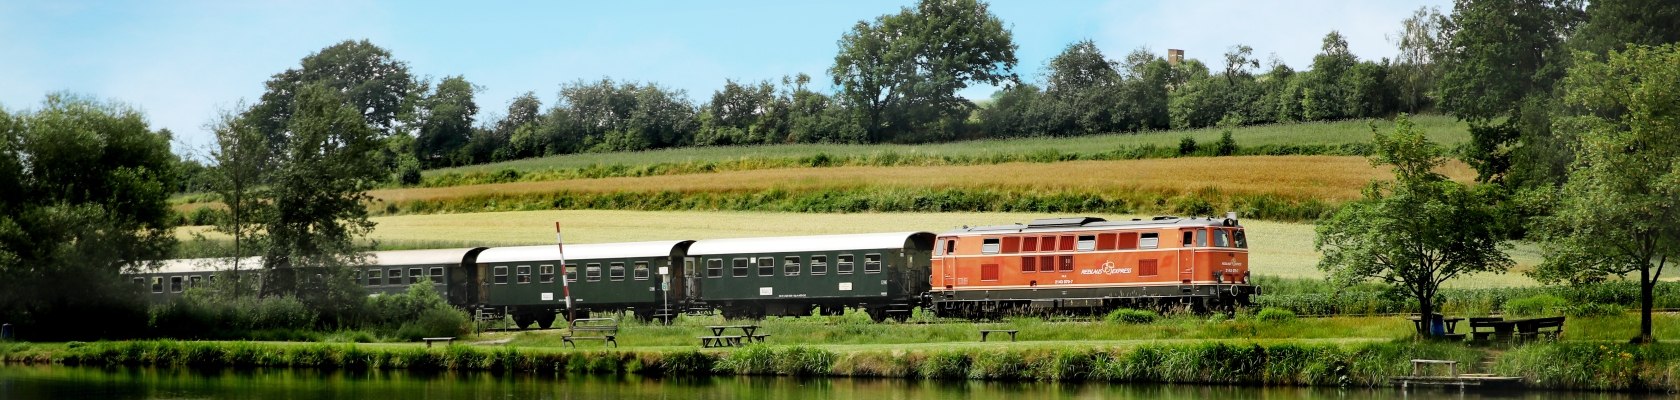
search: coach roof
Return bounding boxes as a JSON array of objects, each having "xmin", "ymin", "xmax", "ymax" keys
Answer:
[
  {"xmin": 371, "ymin": 248, "xmax": 481, "ymax": 267},
  {"xmin": 687, "ymin": 232, "xmax": 933, "ymax": 256},
  {"xmin": 475, "ymin": 241, "xmax": 693, "ymax": 264}
]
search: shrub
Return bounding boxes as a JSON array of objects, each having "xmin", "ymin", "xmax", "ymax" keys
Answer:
[
  {"xmin": 1105, "ymin": 308, "xmax": 1157, "ymax": 324},
  {"xmin": 1178, "ymin": 136, "xmax": 1198, "ymax": 155},
  {"xmin": 1216, "ymin": 130, "xmax": 1237, "ymax": 156},
  {"xmin": 1256, "ymin": 308, "xmax": 1297, "ymax": 323},
  {"xmin": 1504, "ymin": 294, "xmax": 1566, "ymax": 317}
]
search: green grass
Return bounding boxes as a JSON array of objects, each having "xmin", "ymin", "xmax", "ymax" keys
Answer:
[{"xmin": 425, "ymin": 115, "xmax": 1467, "ymax": 177}]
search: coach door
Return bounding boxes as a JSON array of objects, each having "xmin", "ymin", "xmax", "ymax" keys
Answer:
[
  {"xmin": 938, "ymin": 237, "xmax": 958, "ymax": 290},
  {"xmin": 1178, "ymin": 229, "xmax": 1197, "ymax": 284}
]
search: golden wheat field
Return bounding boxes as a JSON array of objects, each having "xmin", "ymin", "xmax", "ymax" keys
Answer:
[
  {"xmin": 369, "ymin": 155, "xmax": 1478, "ymax": 204},
  {"xmin": 178, "ymin": 209, "xmax": 1539, "ymax": 288}
]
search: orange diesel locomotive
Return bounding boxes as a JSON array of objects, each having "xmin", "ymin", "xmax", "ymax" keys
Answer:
[{"xmin": 928, "ymin": 214, "xmax": 1257, "ymax": 317}]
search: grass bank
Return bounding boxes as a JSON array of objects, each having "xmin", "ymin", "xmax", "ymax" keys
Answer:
[{"xmin": 4, "ymin": 339, "xmax": 1677, "ymax": 391}]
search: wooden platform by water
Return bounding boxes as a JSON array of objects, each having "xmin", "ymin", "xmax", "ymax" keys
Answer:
[{"xmin": 1392, "ymin": 359, "xmax": 1524, "ymax": 392}]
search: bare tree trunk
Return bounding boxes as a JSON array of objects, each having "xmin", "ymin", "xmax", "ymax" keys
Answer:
[{"xmin": 1417, "ymin": 293, "xmax": 1434, "ymax": 337}]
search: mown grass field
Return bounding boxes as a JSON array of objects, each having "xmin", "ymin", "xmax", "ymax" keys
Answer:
[
  {"xmin": 427, "ymin": 115, "xmax": 1468, "ymax": 176},
  {"xmin": 178, "ymin": 209, "xmax": 1542, "ymax": 287},
  {"xmin": 371, "ymin": 156, "xmax": 1477, "ymax": 205}
]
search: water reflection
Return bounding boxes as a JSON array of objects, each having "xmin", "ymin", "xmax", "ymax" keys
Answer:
[{"xmin": 0, "ymin": 365, "xmax": 1662, "ymax": 400}]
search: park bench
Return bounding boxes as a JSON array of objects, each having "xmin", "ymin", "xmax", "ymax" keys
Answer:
[
  {"xmin": 422, "ymin": 337, "xmax": 456, "ymax": 348},
  {"xmin": 564, "ymin": 318, "xmax": 619, "ymax": 348},
  {"xmin": 979, "ymin": 329, "xmax": 1019, "ymax": 342},
  {"xmin": 1468, "ymin": 317, "xmax": 1508, "ymax": 342},
  {"xmin": 1515, "ymin": 316, "xmax": 1565, "ymax": 343},
  {"xmin": 1410, "ymin": 359, "xmax": 1459, "ymax": 377}
]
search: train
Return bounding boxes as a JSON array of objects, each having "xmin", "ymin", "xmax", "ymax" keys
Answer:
[{"xmin": 130, "ymin": 215, "xmax": 1257, "ymax": 327}]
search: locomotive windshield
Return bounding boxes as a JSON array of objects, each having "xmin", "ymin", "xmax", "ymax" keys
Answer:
[{"xmin": 1232, "ymin": 229, "xmax": 1248, "ymax": 248}]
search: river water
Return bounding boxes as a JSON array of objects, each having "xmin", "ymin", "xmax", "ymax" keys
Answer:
[{"xmin": 0, "ymin": 365, "xmax": 1662, "ymax": 400}]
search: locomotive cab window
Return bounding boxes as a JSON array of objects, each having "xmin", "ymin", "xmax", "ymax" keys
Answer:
[
  {"xmin": 1233, "ymin": 230, "xmax": 1249, "ymax": 248},
  {"xmin": 1196, "ymin": 229, "xmax": 1208, "ymax": 247},
  {"xmin": 732, "ymin": 258, "xmax": 749, "ymax": 278},
  {"xmin": 1182, "ymin": 231, "xmax": 1194, "ymax": 246},
  {"xmin": 492, "ymin": 266, "xmax": 508, "ymax": 284},
  {"xmin": 783, "ymin": 256, "xmax": 801, "ymax": 276},
  {"xmin": 838, "ymin": 254, "xmax": 855, "ymax": 274},
  {"xmin": 586, "ymin": 264, "xmax": 602, "ymax": 282},
  {"xmin": 633, "ymin": 262, "xmax": 650, "ymax": 280},
  {"xmin": 933, "ymin": 238, "xmax": 945, "ymax": 256},
  {"xmin": 1077, "ymin": 235, "xmax": 1096, "ymax": 251},
  {"xmin": 538, "ymin": 265, "xmax": 554, "ymax": 283},
  {"xmin": 707, "ymin": 259, "xmax": 723, "ymax": 278},
  {"xmin": 1214, "ymin": 229, "xmax": 1231, "ymax": 248},
  {"xmin": 609, "ymin": 262, "xmax": 626, "ymax": 281},
  {"xmin": 1140, "ymin": 233, "xmax": 1159, "ymax": 249},
  {"xmin": 944, "ymin": 240, "xmax": 956, "ymax": 255},
  {"xmin": 981, "ymin": 238, "xmax": 1000, "ymax": 254},
  {"xmin": 758, "ymin": 257, "xmax": 775, "ymax": 277},
  {"xmin": 810, "ymin": 255, "xmax": 828, "ymax": 275},
  {"xmin": 517, "ymin": 266, "xmax": 532, "ymax": 284},
  {"xmin": 864, "ymin": 254, "xmax": 882, "ymax": 273},
  {"xmin": 431, "ymin": 267, "xmax": 446, "ymax": 284}
]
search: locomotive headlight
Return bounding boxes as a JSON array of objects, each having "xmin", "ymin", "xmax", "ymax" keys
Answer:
[{"xmin": 1215, "ymin": 273, "xmax": 1223, "ymax": 284}]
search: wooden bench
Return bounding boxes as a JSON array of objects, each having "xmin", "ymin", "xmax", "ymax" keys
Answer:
[
  {"xmin": 422, "ymin": 337, "xmax": 456, "ymax": 348},
  {"xmin": 748, "ymin": 334, "xmax": 771, "ymax": 343},
  {"xmin": 699, "ymin": 335, "xmax": 744, "ymax": 348},
  {"xmin": 979, "ymin": 329, "xmax": 1018, "ymax": 342},
  {"xmin": 1411, "ymin": 359, "xmax": 1458, "ymax": 377},
  {"xmin": 563, "ymin": 318, "xmax": 619, "ymax": 348},
  {"xmin": 1515, "ymin": 316, "xmax": 1565, "ymax": 342},
  {"xmin": 1468, "ymin": 317, "xmax": 1509, "ymax": 342}
]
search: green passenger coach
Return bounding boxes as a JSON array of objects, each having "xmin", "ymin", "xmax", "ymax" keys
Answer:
[
  {"xmin": 685, "ymin": 232, "xmax": 935, "ymax": 322},
  {"xmin": 472, "ymin": 241, "xmax": 694, "ymax": 328}
]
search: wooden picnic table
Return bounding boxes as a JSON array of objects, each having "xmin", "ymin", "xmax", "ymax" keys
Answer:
[
  {"xmin": 1468, "ymin": 316, "xmax": 1565, "ymax": 343},
  {"xmin": 1408, "ymin": 315, "xmax": 1465, "ymax": 334},
  {"xmin": 708, "ymin": 325, "xmax": 759, "ymax": 336}
]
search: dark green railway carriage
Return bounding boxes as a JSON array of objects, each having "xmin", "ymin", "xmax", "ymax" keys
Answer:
[
  {"xmin": 130, "ymin": 257, "xmax": 260, "ymax": 304},
  {"xmin": 684, "ymin": 232, "xmax": 935, "ymax": 321},
  {"xmin": 360, "ymin": 248, "xmax": 485, "ymax": 296},
  {"xmin": 471, "ymin": 241, "xmax": 693, "ymax": 328}
]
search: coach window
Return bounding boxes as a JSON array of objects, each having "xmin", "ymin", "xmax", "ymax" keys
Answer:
[
  {"xmin": 634, "ymin": 262, "xmax": 651, "ymax": 280},
  {"xmin": 517, "ymin": 266, "xmax": 533, "ymax": 284},
  {"xmin": 565, "ymin": 264, "xmax": 578, "ymax": 282},
  {"xmin": 369, "ymin": 269, "xmax": 383, "ymax": 286},
  {"xmin": 492, "ymin": 266, "xmax": 508, "ymax": 284},
  {"xmin": 151, "ymin": 277, "xmax": 164, "ymax": 293},
  {"xmin": 981, "ymin": 238, "xmax": 1000, "ymax": 254},
  {"xmin": 538, "ymin": 265, "xmax": 554, "ymax": 283},
  {"xmin": 1002, "ymin": 236, "xmax": 1021, "ymax": 253},
  {"xmin": 1233, "ymin": 230, "xmax": 1249, "ymax": 248},
  {"xmin": 707, "ymin": 259, "xmax": 723, "ymax": 278},
  {"xmin": 586, "ymin": 264, "xmax": 602, "ymax": 282},
  {"xmin": 810, "ymin": 255, "xmax": 828, "ymax": 275},
  {"xmin": 432, "ymin": 267, "xmax": 446, "ymax": 284},
  {"xmin": 1139, "ymin": 259, "xmax": 1159, "ymax": 276},
  {"xmin": 731, "ymin": 258, "xmax": 749, "ymax": 278},
  {"xmin": 1196, "ymin": 229, "xmax": 1209, "ymax": 247},
  {"xmin": 189, "ymin": 275, "xmax": 203, "ymax": 288},
  {"xmin": 610, "ymin": 262, "xmax": 626, "ymax": 281},
  {"xmin": 208, "ymin": 275, "xmax": 217, "ymax": 284},
  {"xmin": 132, "ymin": 277, "xmax": 145, "ymax": 286},
  {"xmin": 783, "ymin": 256, "xmax": 801, "ymax": 276},
  {"xmin": 170, "ymin": 276, "xmax": 184, "ymax": 293},
  {"xmin": 864, "ymin": 254, "xmax": 882, "ymax": 273},
  {"xmin": 1098, "ymin": 233, "xmax": 1117, "ymax": 251},
  {"xmin": 410, "ymin": 268, "xmax": 424, "ymax": 284},
  {"xmin": 757, "ymin": 257, "xmax": 775, "ymax": 277},
  {"xmin": 1213, "ymin": 229, "xmax": 1231, "ymax": 248},
  {"xmin": 1021, "ymin": 256, "xmax": 1036, "ymax": 273},
  {"xmin": 389, "ymin": 269, "xmax": 403, "ymax": 285},
  {"xmin": 1022, "ymin": 237, "xmax": 1038, "ymax": 253},
  {"xmin": 1140, "ymin": 233, "xmax": 1159, "ymax": 249},
  {"xmin": 1077, "ymin": 235, "xmax": 1096, "ymax": 251},
  {"xmin": 838, "ymin": 254, "xmax": 855, "ymax": 274},
  {"xmin": 1117, "ymin": 232, "xmax": 1139, "ymax": 250}
]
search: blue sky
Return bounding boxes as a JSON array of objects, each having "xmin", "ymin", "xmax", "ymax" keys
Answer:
[{"xmin": 1, "ymin": 0, "xmax": 1449, "ymax": 155}]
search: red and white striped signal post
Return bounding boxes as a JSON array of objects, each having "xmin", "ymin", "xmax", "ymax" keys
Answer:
[{"xmin": 554, "ymin": 222, "xmax": 573, "ymax": 323}]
